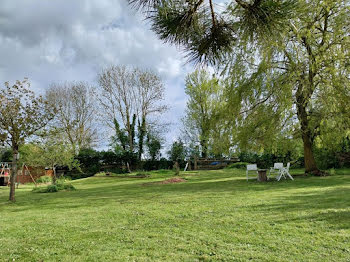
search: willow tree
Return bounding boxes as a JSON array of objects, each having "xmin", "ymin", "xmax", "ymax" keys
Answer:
[
  {"xmin": 0, "ymin": 79, "xmax": 55, "ymax": 201},
  {"xmin": 224, "ymin": 0, "xmax": 350, "ymax": 174},
  {"xmin": 131, "ymin": 0, "xmax": 350, "ymax": 175}
]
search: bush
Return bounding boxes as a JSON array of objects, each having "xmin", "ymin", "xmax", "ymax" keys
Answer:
[
  {"xmin": 226, "ymin": 162, "xmax": 251, "ymax": 169},
  {"xmin": 32, "ymin": 185, "xmax": 58, "ymax": 193},
  {"xmin": 314, "ymin": 148, "xmax": 340, "ymax": 169},
  {"xmin": 36, "ymin": 175, "xmax": 52, "ymax": 184},
  {"xmin": 32, "ymin": 183, "xmax": 76, "ymax": 193},
  {"xmin": 47, "ymin": 185, "xmax": 59, "ymax": 192},
  {"xmin": 56, "ymin": 183, "xmax": 76, "ymax": 191}
]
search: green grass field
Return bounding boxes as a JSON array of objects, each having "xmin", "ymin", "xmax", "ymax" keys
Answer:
[{"xmin": 1, "ymin": 169, "xmax": 350, "ymax": 261}]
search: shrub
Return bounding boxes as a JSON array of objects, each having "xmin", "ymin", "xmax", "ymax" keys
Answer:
[
  {"xmin": 135, "ymin": 173, "xmax": 150, "ymax": 178},
  {"xmin": 314, "ymin": 148, "xmax": 340, "ymax": 169},
  {"xmin": 56, "ymin": 183, "xmax": 76, "ymax": 191},
  {"xmin": 226, "ymin": 162, "xmax": 251, "ymax": 169},
  {"xmin": 46, "ymin": 185, "xmax": 59, "ymax": 192},
  {"xmin": 36, "ymin": 175, "xmax": 52, "ymax": 184},
  {"xmin": 32, "ymin": 183, "xmax": 75, "ymax": 193}
]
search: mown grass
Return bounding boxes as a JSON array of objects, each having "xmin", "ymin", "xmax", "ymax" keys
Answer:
[{"xmin": 0, "ymin": 168, "xmax": 349, "ymax": 261}]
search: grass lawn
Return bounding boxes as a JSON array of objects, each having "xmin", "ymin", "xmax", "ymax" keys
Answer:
[{"xmin": 0, "ymin": 168, "xmax": 350, "ymax": 261}]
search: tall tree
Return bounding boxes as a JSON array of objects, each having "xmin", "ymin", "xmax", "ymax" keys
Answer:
[
  {"xmin": 0, "ymin": 79, "xmax": 55, "ymax": 201},
  {"xmin": 97, "ymin": 66, "xmax": 167, "ymax": 159},
  {"xmin": 224, "ymin": 0, "xmax": 350, "ymax": 174},
  {"xmin": 46, "ymin": 82, "xmax": 98, "ymax": 154},
  {"xmin": 183, "ymin": 69, "xmax": 224, "ymax": 158}
]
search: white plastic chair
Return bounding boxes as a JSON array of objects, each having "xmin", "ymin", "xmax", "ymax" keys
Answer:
[
  {"xmin": 246, "ymin": 164, "xmax": 258, "ymax": 181},
  {"xmin": 269, "ymin": 163, "xmax": 283, "ymax": 178},
  {"xmin": 277, "ymin": 162, "xmax": 294, "ymax": 181}
]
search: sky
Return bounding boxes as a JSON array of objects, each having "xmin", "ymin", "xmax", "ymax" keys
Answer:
[{"xmin": 0, "ymin": 0, "xmax": 198, "ymax": 151}]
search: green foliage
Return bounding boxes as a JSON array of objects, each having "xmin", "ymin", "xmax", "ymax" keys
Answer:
[
  {"xmin": 46, "ymin": 185, "xmax": 59, "ymax": 193},
  {"xmin": 146, "ymin": 132, "xmax": 162, "ymax": 161},
  {"xmin": 56, "ymin": 183, "xmax": 76, "ymax": 191},
  {"xmin": 226, "ymin": 162, "xmax": 251, "ymax": 169},
  {"xmin": 238, "ymin": 151, "xmax": 299, "ymax": 169},
  {"xmin": 32, "ymin": 185, "xmax": 58, "ymax": 193},
  {"xmin": 133, "ymin": 0, "xmax": 350, "ymax": 174},
  {"xmin": 0, "ymin": 79, "xmax": 56, "ymax": 147},
  {"xmin": 32, "ymin": 183, "xmax": 75, "ymax": 193},
  {"xmin": 36, "ymin": 176, "xmax": 52, "ymax": 184},
  {"xmin": 183, "ymin": 69, "xmax": 228, "ymax": 157},
  {"xmin": 168, "ymin": 140, "xmax": 186, "ymax": 162},
  {"xmin": 76, "ymin": 148, "xmax": 101, "ymax": 175},
  {"xmin": 0, "ymin": 149, "xmax": 12, "ymax": 162},
  {"xmin": 142, "ymin": 158, "xmax": 173, "ymax": 171},
  {"xmin": 112, "ymin": 118, "xmax": 129, "ymax": 151},
  {"xmin": 20, "ymin": 134, "xmax": 80, "ymax": 173},
  {"xmin": 0, "ymin": 79, "xmax": 56, "ymax": 201},
  {"xmin": 132, "ymin": 0, "xmax": 298, "ymax": 64}
]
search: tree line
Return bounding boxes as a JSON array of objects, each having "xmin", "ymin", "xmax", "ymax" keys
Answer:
[{"xmin": 0, "ymin": 66, "xmax": 168, "ymax": 202}]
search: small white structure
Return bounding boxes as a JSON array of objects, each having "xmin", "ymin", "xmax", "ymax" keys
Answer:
[
  {"xmin": 246, "ymin": 164, "xmax": 258, "ymax": 181},
  {"xmin": 276, "ymin": 162, "xmax": 294, "ymax": 181},
  {"xmin": 184, "ymin": 162, "xmax": 189, "ymax": 171},
  {"xmin": 269, "ymin": 163, "xmax": 284, "ymax": 178}
]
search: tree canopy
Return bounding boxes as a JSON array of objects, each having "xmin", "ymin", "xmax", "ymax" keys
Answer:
[
  {"xmin": 0, "ymin": 79, "xmax": 55, "ymax": 201},
  {"xmin": 131, "ymin": 0, "xmax": 350, "ymax": 174}
]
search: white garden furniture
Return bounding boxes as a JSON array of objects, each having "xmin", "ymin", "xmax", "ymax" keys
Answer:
[
  {"xmin": 269, "ymin": 163, "xmax": 283, "ymax": 178},
  {"xmin": 276, "ymin": 162, "xmax": 294, "ymax": 181},
  {"xmin": 246, "ymin": 164, "xmax": 258, "ymax": 181}
]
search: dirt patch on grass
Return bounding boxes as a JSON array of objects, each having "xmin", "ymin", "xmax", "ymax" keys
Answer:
[{"xmin": 143, "ymin": 177, "xmax": 186, "ymax": 186}]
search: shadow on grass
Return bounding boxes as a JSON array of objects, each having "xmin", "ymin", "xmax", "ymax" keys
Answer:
[
  {"xmin": 2, "ymin": 172, "xmax": 348, "ymax": 213},
  {"xmin": 247, "ymin": 186, "xmax": 350, "ymax": 229}
]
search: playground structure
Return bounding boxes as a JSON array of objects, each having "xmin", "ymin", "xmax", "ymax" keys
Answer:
[
  {"xmin": 0, "ymin": 162, "xmax": 53, "ymax": 186},
  {"xmin": 185, "ymin": 157, "xmax": 240, "ymax": 171}
]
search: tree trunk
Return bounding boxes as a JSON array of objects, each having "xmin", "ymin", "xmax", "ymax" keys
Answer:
[
  {"xmin": 200, "ymin": 129, "xmax": 208, "ymax": 158},
  {"xmin": 126, "ymin": 162, "xmax": 131, "ymax": 173},
  {"xmin": 200, "ymin": 139, "xmax": 208, "ymax": 158},
  {"xmin": 138, "ymin": 116, "xmax": 146, "ymax": 160},
  {"xmin": 187, "ymin": 160, "xmax": 192, "ymax": 171},
  {"xmin": 302, "ymin": 132, "xmax": 319, "ymax": 174},
  {"xmin": 296, "ymin": 88, "xmax": 321, "ymax": 175},
  {"xmin": 9, "ymin": 147, "xmax": 18, "ymax": 202},
  {"xmin": 52, "ymin": 166, "xmax": 57, "ymax": 185},
  {"xmin": 174, "ymin": 161, "xmax": 180, "ymax": 175}
]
